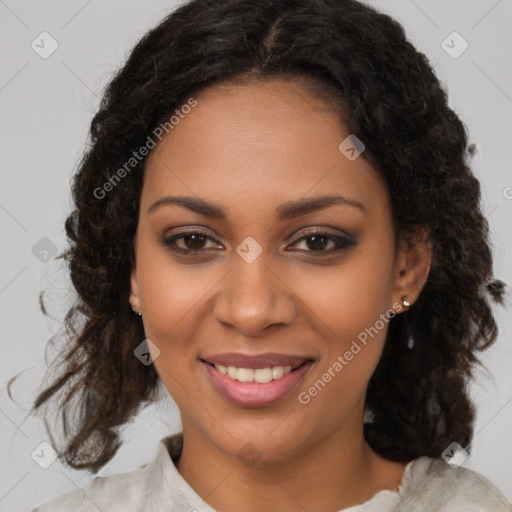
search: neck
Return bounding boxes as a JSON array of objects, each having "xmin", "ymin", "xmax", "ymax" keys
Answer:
[{"xmin": 175, "ymin": 418, "xmax": 407, "ymax": 512}]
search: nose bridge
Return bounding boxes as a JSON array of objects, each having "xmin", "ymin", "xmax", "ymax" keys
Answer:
[{"xmin": 214, "ymin": 250, "xmax": 296, "ymax": 335}]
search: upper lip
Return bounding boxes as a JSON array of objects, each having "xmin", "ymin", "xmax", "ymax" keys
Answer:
[{"xmin": 201, "ymin": 352, "xmax": 314, "ymax": 369}]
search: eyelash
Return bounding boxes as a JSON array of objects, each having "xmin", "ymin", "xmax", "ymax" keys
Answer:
[{"xmin": 160, "ymin": 229, "xmax": 357, "ymax": 257}]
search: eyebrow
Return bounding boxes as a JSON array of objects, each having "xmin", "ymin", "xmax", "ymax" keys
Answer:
[{"xmin": 147, "ymin": 194, "xmax": 366, "ymax": 220}]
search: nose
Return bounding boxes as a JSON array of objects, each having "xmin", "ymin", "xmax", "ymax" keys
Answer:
[{"xmin": 213, "ymin": 256, "xmax": 297, "ymax": 337}]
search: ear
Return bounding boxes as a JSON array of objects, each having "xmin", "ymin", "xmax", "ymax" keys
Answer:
[
  {"xmin": 129, "ymin": 266, "xmax": 141, "ymax": 312},
  {"xmin": 391, "ymin": 226, "xmax": 432, "ymax": 313}
]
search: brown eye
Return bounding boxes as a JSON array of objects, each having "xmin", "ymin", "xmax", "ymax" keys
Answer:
[
  {"xmin": 302, "ymin": 234, "xmax": 333, "ymax": 251},
  {"xmin": 178, "ymin": 233, "xmax": 208, "ymax": 250},
  {"xmin": 161, "ymin": 230, "xmax": 222, "ymax": 254},
  {"xmin": 290, "ymin": 231, "xmax": 357, "ymax": 255}
]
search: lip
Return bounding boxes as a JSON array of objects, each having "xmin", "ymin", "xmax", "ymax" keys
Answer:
[
  {"xmin": 201, "ymin": 358, "xmax": 314, "ymax": 408},
  {"xmin": 201, "ymin": 352, "xmax": 312, "ymax": 369}
]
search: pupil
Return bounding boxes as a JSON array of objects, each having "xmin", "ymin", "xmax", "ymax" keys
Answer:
[
  {"xmin": 185, "ymin": 234, "xmax": 206, "ymax": 249},
  {"xmin": 307, "ymin": 235, "xmax": 328, "ymax": 251}
]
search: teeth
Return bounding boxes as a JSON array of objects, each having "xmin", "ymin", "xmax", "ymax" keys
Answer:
[
  {"xmin": 214, "ymin": 364, "xmax": 294, "ymax": 383},
  {"xmin": 227, "ymin": 366, "xmax": 237, "ymax": 379},
  {"xmin": 254, "ymin": 367, "xmax": 273, "ymax": 383},
  {"xmin": 272, "ymin": 366, "xmax": 284, "ymax": 380},
  {"xmin": 237, "ymin": 368, "xmax": 255, "ymax": 382}
]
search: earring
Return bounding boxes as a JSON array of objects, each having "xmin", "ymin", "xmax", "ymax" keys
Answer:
[
  {"xmin": 130, "ymin": 304, "xmax": 142, "ymax": 316},
  {"xmin": 402, "ymin": 309, "xmax": 415, "ymax": 350},
  {"xmin": 402, "ymin": 296, "xmax": 411, "ymax": 307}
]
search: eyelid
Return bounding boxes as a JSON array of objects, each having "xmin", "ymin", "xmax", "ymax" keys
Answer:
[
  {"xmin": 286, "ymin": 226, "xmax": 355, "ymax": 243},
  {"xmin": 160, "ymin": 228, "xmax": 223, "ymax": 251},
  {"xmin": 160, "ymin": 226, "xmax": 357, "ymax": 256},
  {"xmin": 286, "ymin": 228, "xmax": 357, "ymax": 253}
]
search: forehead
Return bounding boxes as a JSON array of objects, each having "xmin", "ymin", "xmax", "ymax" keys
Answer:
[{"xmin": 141, "ymin": 80, "xmax": 388, "ymax": 219}]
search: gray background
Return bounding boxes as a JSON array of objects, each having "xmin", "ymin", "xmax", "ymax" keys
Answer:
[{"xmin": 1, "ymin": 1, "xmax": 511, "ymax": 510}]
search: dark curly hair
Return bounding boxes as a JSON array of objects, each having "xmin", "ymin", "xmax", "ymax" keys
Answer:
[{"xmin": 10, "ymin": 0, "xmax": 505, "ymax": 474}]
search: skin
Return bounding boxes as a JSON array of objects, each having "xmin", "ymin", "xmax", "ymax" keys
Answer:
[{"xmin": 130, "ymin": 79, "xmax": 431, "ymax": 512}]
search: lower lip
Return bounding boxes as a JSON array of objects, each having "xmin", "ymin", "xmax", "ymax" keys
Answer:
[{"xmin": 202, "ymin": 361, "xmax": 313, "ymax": 408}]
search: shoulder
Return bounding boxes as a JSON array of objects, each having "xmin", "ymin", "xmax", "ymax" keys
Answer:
[
  {"xmin": 30, "ymin": 435, "xmax": 180, "ymax": 512},
  {"xmin": 31, "ymin": 461, "xmax": 155, "ymax": 512},
  {"xmin": 400, "ymin": 456, "xmax": 511, "ymax": 511}
]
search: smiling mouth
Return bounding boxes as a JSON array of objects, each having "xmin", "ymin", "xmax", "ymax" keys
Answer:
[
  {"xmin": 201, "ymin": 359, "xmax": 313, "ymax": 384},
  {"xmin": 201, "ymin": 357, "xmax": 315, "ymax": 408}
]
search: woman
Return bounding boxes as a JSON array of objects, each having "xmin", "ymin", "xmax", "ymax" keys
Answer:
[{"xmin": 27, "ymin": 0, "xmax": 510, "ymax": 510}]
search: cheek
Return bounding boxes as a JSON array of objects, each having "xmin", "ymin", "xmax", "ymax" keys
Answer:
[
  {"xmin": 135, "ymin": 238, "xmax": 215, "ymax": 354},
  {"xmin": 298, "ymin": 244, "xmax": 395, "ymax": 343},
  {"xmin": 300, "ymin": 270, "xmax": 391, "ymax": 379},
  {"xmin": 136, "ymin": 246, "xmax": 213, "ymax": 404},
  {"xmin": 293, "ymin": 238, "xmax": 396, "ymax": 407}
]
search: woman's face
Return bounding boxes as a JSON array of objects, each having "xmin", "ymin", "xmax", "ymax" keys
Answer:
[{"xmin": 131, "ymin": 79, "xmax": 423, "ymax": 463}]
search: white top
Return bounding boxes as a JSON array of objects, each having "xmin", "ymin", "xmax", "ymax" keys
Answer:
[{"xmin": 32, "ymin": 432, "xmax": 511, "ymax": 511}]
